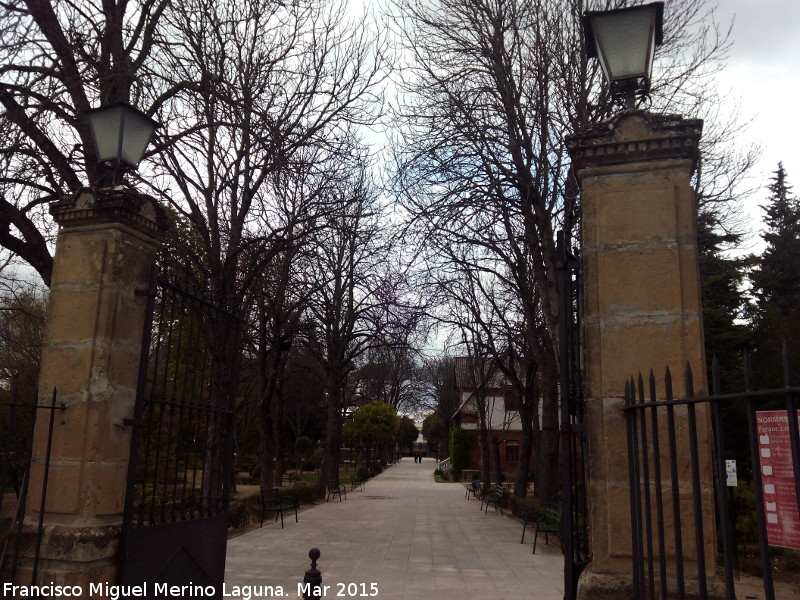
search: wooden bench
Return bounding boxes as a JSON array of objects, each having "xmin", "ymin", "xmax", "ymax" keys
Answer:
[
  {"xmin": 351, "ymin": 474, "xmax": 365, "ymax": 491},
  {"xmin": 521, "ymin": 503, "xmax": 561, "ymax": 553}
]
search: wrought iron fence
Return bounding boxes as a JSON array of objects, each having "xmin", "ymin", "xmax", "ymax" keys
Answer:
[
  {"xmin": 557, "ymin": 230, "xmax": 591, "ymax": 599},
  {"xmin": 0, "ymin": 389, "xmax": 64, "ymax": 584},
  {"xmin": 624, "ymin": 349, "xmax": 800, "ymax": 600},
  {"xmin": 120, "ymin": 259, "xmax": 241, "ymax": 593}
]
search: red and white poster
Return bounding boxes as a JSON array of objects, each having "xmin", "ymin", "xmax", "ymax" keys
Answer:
[{"xmin": 756, "ymin": 410, "xmax": 800, "ymax": 550}]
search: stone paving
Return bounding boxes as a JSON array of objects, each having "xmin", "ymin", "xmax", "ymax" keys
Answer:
[{"xmin": 224, "ymin": 457, "xmax": 563, "ymax": 600}]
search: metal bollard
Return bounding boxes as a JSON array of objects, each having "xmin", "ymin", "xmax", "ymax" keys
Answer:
[{"xmin": 302, "ymin": 548, "xmax": 322, "ymax": 600}]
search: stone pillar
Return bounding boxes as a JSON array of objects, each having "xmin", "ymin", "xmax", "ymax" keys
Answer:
[
  {"xmin": 16, "ymin": 188, "xmax": 169, "ymax": 586},
  {"xmin": 567, "ymin": 112, "xmax": 717, "ymax": 598}
]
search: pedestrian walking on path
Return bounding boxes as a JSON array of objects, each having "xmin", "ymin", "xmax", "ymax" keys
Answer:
[{"xmin": 225, "ymin": 456, "xmax": 564, "ymax": 599}]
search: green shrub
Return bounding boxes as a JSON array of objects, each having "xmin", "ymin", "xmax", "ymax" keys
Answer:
[
  {"xmin": 227, "ymin": 493, "xmax": 260, "ymax": 529},
  {"xmin": 302, "ymin": 460, "xmax": 316, "ymax": 472},
  {"xmin": 291, "ymin": 484, "xmax": 325, "ymax": 505},
  {"xmin": 730, "ymin": 484, "xmax": 757, "ymax": 542},
  {"xmin": 784, "ymin": 550, "xmax": 800, "ymax": 572},
  {"xmin": 357, "ymin": 466, "xmax": 370, "ymax": 482},
  {"xmin": 312, "ymin": 448, "xmax": 324, "ymax": 468},
  {"xmin": 368, "ymin": 461, "xmax": 382, "ymax": 477},
  {"xmin": 508, "ymin": 495, "xmax": 547, "ymax": 520},
  {"xmin": 449, "ymin": 427, "xmax": 470, "ymax": 476}
]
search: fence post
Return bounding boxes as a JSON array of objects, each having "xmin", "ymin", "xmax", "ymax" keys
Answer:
[
  {"xmin": 302, "ymin": 548, "xmax": 322, "ymax": 600},
  {"xmin": 15, "ymin": 188, "xmax": 169, "ymax": 586}
]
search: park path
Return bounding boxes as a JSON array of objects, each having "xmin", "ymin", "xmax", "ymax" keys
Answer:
[{"xmin": 224, "ymin": 457, "xmax": 564, "ymax": 600}]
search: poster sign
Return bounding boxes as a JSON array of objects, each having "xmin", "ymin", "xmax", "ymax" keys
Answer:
[
  {"xmin": 725, "ymin": 459, "xmax": 737, "ymax": 487},
  {"xmin": 756, "ymin": 410, "xmax": 800, "ymax": 550}
]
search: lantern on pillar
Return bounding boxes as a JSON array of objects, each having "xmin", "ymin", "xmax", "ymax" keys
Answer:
[
  {"xmin": 583, "ymin": 2, "xmax": 664, "ymax": 109},
  {"xmin": 86, "ymin": 103, "xmax": 159, "ymax": 186}
]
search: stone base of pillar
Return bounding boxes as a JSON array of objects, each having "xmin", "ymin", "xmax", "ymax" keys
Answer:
[
  {"xmin": 577, "ymin": 566, "xmax": 726, "ymax": 600},
  {"xmin": 5, "ymin": 522, "xmax": 120, "ymax": 587}
]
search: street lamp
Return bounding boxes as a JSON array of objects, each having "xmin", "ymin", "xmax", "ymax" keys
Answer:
[
  {"xmin": 86, "ymin": 103, "xmax": 159, "ymax": 186},
  {"xmin": 583, "ymin": 2, "xmax": 664, "ymax": 110}
]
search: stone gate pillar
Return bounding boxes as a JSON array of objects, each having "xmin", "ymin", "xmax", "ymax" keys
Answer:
[
  {"xmin": 17, "ymin": 188, "xmax": 169, "ymax": 586},
  {"xmin": 567, "ymin": 111, "xmax": 717, "ymax": 599}
]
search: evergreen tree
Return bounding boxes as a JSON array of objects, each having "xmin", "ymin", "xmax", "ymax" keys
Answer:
[
  {"xmin": 749, "ymin": 163, "xmax": 800, "ymax": 387},
  {"xmin": 698, "ymin": 208, "xmax": 752, "ymax": 390}
]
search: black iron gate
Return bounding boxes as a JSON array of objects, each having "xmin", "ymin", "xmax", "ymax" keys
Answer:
[
  {"xmin": 556, "ymin": 230, "xmax": 592, "ymax": 599},
  {"xmin": 0, "ymin": 389, "xmax": 63, "ymax": 584},
  {"xmin": 624, "ymin": 350, "xmax": 800, "ymax": 600},
  {"xmin": 121, "ymin": 262, "xmax": 241, "ymax": 596}
]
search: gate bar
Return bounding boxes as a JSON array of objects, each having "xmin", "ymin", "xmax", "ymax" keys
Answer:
[
  {"xmin": 781, "ymin": 344, "xmax": 800, "ymax": 517},
  {"xmin": 636, "ymin": 374, "xmax": 656, "ymax": 599},
  {"xmin": 710, "ymin": 358, "xmax": 736, "ymax": 599},
  {"xmin": 684, "ymin": 365, "xmax": 708, "ymax": 600},
  {"xmin": 664, "ymin": 369, "xmax": 686, "ymax": 600},
  {"xmin": 743, "ymin": 351, "xmax": 775, "ymax": 600},
  {"xmin": 647, "ymin": 371, "xmax": 668, "ymax": 600},
  {"xmin": 31, "ymin": 388, "xmax": 58, "ymax": 585}
]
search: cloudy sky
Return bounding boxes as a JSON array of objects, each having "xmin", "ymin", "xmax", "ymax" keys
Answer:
[{"xmin": 711, "ymin": 0, "xmax": 800, "ymax": 246}]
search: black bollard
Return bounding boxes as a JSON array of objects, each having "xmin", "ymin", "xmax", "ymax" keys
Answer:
[{"xmin": 302, "ymin": 548, "xmax": 322, "ymax": 600}]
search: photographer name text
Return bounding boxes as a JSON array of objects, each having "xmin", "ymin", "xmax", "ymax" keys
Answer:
[{"xmin": 3, "ymin": 582, "xmax": 380, "ymax": 600}]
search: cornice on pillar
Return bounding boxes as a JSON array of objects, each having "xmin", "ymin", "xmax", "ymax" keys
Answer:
[
  {"xmin": 566, "ymin": 110, "xmax": 703, "ymax": 174},
  {"xmin": 50, "ymin": 187, "xmax": 172, "ymax": 238}
]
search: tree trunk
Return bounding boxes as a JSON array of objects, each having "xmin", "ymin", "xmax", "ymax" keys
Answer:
[
  {"xmin": 477, "ymin": 394, "xmax": 491, "ymax": 487},
  {"xmin": 491, "ymin": 436, "xmax": 502, "ymax": 483},
  {"xmin": 319, "ymin": 380, "xmax": 342, "ymax": 489},
  {"xmin": 258, "ymin": 404, "xmax": 275, "ymax": 496},
  {"xmin": 515, "ymin": 395, "xmax": 536, "ymax": 498},
  {"xmin": 535, "ymin": 360, "xmax": 560, "ymax": 502}
]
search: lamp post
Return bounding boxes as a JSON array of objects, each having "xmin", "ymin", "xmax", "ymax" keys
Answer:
[
  {"xmin": 583, "ymin": 2, "xmax": 664, "ymax": 109},
  {"xmin": 86, "ymin": 103, "xmax": 159, "ymax": 186}
]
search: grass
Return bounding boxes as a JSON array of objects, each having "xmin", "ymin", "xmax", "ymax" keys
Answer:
[{"xmin": 294, "ymin": 468, "xmax": 357, "ymax": 485}]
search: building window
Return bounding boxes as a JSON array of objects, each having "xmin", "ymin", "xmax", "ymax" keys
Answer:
[
  {"xmin": 506, "ymin": 441, "xmax": 519, "ymax": 462},
  {"xmin": 504, "ymin": 390, "xmax": 519, "ymax": 412}
]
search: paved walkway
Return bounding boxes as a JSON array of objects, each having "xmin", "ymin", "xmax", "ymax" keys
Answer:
[{"xmin": 225, "ymin": 457, "xmax": 563, "ymax": 600}]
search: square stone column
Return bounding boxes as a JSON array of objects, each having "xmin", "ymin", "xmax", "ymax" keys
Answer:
[
  {"xmin": 567, "ymin": 112, "xmax": 718, "ymax": 599},
  {"xmin": 13, "ymin": 188, "xmax": 169, "ymax": 587}
]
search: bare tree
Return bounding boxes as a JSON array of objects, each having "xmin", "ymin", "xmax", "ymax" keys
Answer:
[
  {"xmin": 145, "ymin": 0, "xmax": 389, "ymax": 497},
  {"xmin": 149, "ymin": 0, "xmax": 388, "ymax": 308},
  {"xmin": 0, "ymin": 0, "xmax": 172, "ymax": 285},
  {"xmin": 305, "ymin": 164, "xmax": 398, "ymax": 488}
]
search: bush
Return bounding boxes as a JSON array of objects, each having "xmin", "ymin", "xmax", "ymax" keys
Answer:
[
  {"xmin": 302, "ymin": 460, "xmax": 316, "ymax": 472},
  {"xmin": 508, "ymin": 495, "xmax": 547, "ymax": 520},
  {"xmin": 228, "ymin": 493, "xmax": 260, "ymax": 529},
  {"xmin": 449, "ymin": 427, "xmax": 470, "ymax": 476},
  {"xmin": 357, "ymin": 466, "xmax": 370, "ymax": 482},
  {"xmin": 785, "ymin": 550, "xmax": 800, "ymax": 572},
  {"xmin": 368, "ymin": 461, "xmax": 382, "ymax": 477}
]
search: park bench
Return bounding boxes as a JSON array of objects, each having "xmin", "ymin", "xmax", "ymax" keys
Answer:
[
  {"xmin": 465, "ymin": 479, "xmax": 480, "ymax": 500},
  {"xmin": 326, "ymin": 480, "xmax": 347, "ymax": 502},
  {"xmin": 260, "ymin": 488, "xmax": 298, "ymax": 529},
  {"xmin": 351, "ymin": 473, "xmax": 365, "ymax": 492},
  {"xmin": 480, "ymin": 484, "xmax": 508, "ymax": 515},
  {"xmin": 520, "ymin": 503, "xmax": 561, "ymax": 553}
]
